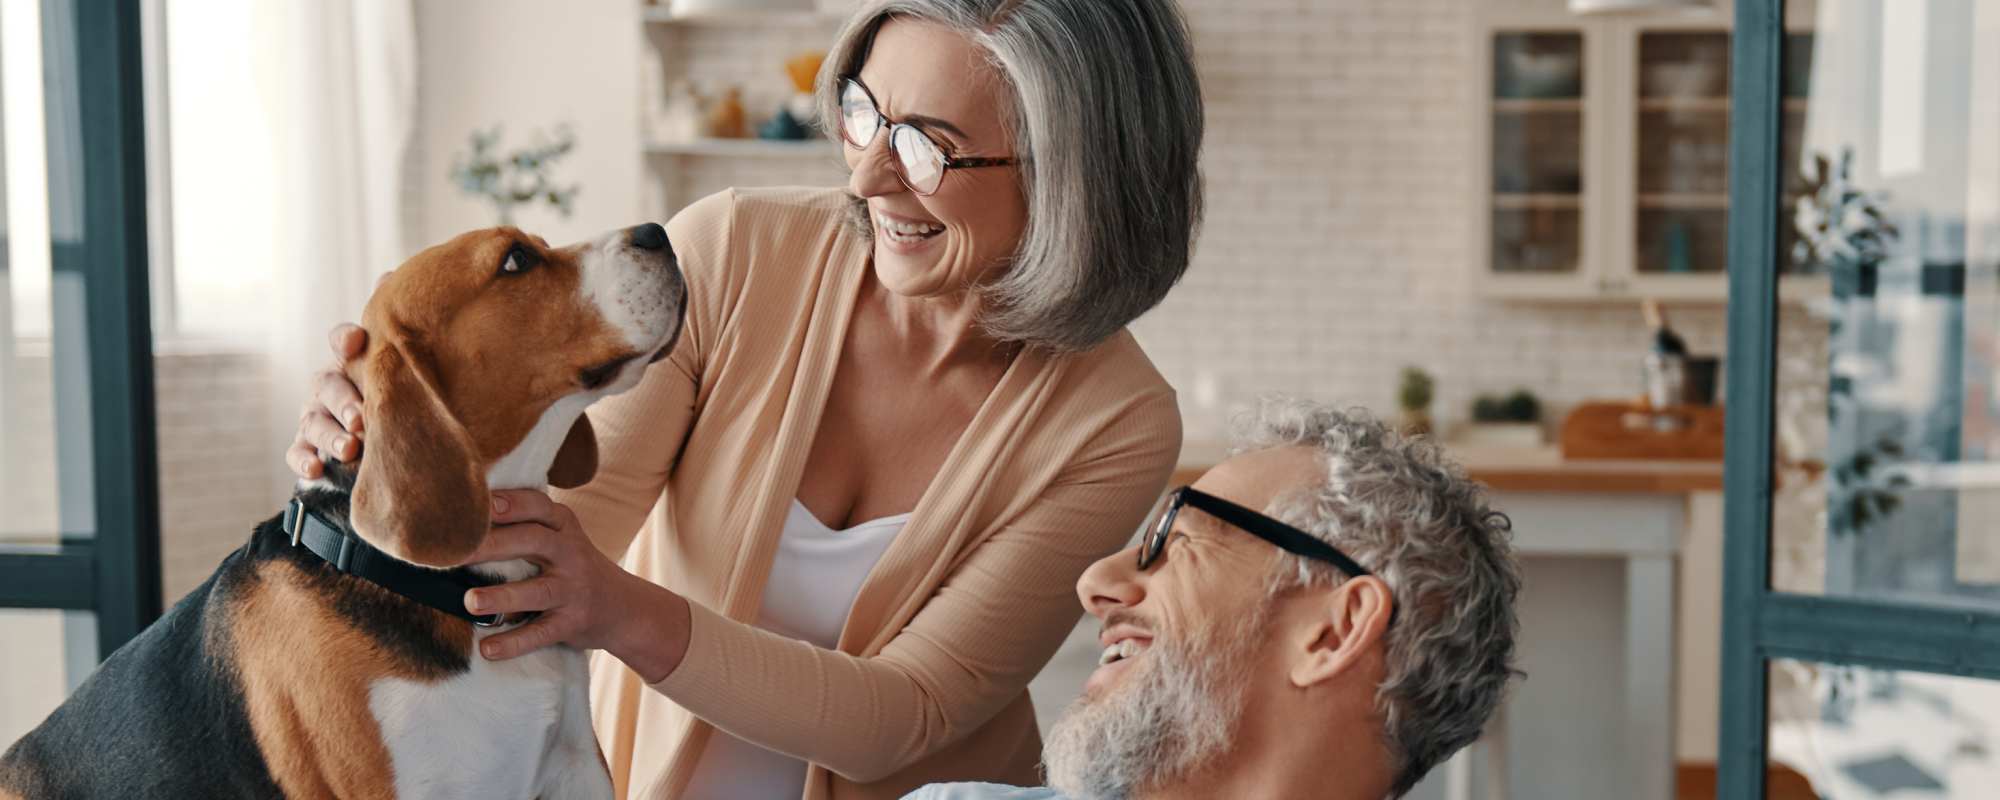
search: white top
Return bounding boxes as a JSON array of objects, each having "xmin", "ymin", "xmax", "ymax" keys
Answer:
[{"xmin": 679, "ymin": 499, "xmax": 912, "ymax": 800}]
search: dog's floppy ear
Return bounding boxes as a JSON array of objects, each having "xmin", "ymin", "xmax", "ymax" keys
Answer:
[
  {"xmin": 546, "ymin": 414, "xmax": 598, "ymax": 489},
  {"xmin": 350, "ymin": 342, "xmax": 489, "ymax": 567}
]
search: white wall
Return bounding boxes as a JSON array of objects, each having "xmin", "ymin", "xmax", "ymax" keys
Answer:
[{"xmin": 415, "ymin": 0, "xmax": 645, "ymax": 251}]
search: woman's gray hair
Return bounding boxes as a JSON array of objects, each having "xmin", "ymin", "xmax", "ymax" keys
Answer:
[
  {"xmin": 1228, "ymin": 395, "xmax": 1524, "ymax": 799},
  {"xmin": 818, "ymin": 0, "xmax": 1204, "ymax": 353}
]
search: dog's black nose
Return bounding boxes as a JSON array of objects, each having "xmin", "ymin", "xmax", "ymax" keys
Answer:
[{"xmin": 632, "ymin": 223, "xmax": 668, "ymax": 251}]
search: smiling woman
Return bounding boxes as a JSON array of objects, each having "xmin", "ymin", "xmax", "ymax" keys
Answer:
[{"xmin": 289, "ymin": 1, "xmax": 1204, "ymax": 799}]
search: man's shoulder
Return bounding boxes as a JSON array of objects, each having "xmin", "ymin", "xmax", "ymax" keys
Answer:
[{"xmin": 899, "ymin": 782, "xmax": 1072, "ymax": 800}]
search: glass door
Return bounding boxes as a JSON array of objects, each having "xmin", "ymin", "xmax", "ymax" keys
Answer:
[
  {"xmin": 1635, "ymin": 30, "xmax": 1731, "ymax": 277},
  {"xmin": 1722, "ymin": 0, "xmax": 2000, "ymax": 797},
  {"xmin": 1492, "ymin": 30, "xmax": 1587, "ymax": 276},
  {"xmin": 0, "ymin": 0, "xmax": 160, "ymax": 745}
]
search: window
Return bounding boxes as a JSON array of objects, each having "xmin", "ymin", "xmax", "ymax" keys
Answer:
[
  {"xmin": 1721, "ymin": 1, "xmax": 2000, "ymax": 797},
  {"xmin": 0, "ymin": 0, "xmax": 162, "ymax": 736}
]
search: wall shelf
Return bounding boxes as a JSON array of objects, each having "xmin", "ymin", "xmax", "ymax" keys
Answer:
[
  {"xmin": 646, "ymin": 138, "xmax": 837, "ymax": 157},
  {"xmin": 640, "ymin": 6, "xmax": 847, "ymax": 26},
  {"xmin": 1639, "ymin": 193, "xmax": 1729, "ymax": 209},
  {"xmin": 1494, "ymin": 192, "xmax": 1583, "ymax": 210},
  {"xmin": 1493, "ymin": 98, "xmax": 1585, "ymax": 114}
]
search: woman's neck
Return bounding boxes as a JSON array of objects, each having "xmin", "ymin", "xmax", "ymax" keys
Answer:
[{"xmin": 861, "ymin": 269, "xmax": 1018, "ymax": 375}]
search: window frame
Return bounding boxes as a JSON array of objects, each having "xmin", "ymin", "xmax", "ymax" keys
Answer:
[
  {"xmin": 1718, "ymin": 1, "xmax": 2000, "ymax": 798},
  {"xmin": 0, "ymin": 0, "xmax": 161, "ymax": 659}
]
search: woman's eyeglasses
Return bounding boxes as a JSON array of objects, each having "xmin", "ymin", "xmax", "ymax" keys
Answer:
[
  {"xmin": 1141, "ymin": 486, "xmax": 1376, "ymax": 582},
  {"xmin": 838, "ymin": 77, "xmax": 1017, "ymax": 196}
]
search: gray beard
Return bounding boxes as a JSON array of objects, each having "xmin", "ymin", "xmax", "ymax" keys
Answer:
[{"xmin": 1042, "ymin": 617, "xmax": 1256, "ymax": 800}]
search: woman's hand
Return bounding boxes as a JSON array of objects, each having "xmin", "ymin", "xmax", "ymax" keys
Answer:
[
  {"xmin": 287, "ymin": 324, "xmax": 370, "ymax": 480},
  {"xmin": 463, "ymin": 489, "xmax": 693, "ymax": 682}
]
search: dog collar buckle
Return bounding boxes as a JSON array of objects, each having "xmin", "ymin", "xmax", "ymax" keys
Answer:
[{"xmin": 284, "ymin": 498, "xmax": 306, "ymax": 547}]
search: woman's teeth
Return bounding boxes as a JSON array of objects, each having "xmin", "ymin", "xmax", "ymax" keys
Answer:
[
  {"xmin": 1098, "ymin": 639, "xmax": 1144, "ymax": 666},
  {"xmin": 882, "ymin": 218, "xmax": 944, "ymax": 243}
]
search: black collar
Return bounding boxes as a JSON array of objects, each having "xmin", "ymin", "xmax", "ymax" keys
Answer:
[{"xmin": 280, "ymin": 498, "xmax": 503, "ymax": 627}]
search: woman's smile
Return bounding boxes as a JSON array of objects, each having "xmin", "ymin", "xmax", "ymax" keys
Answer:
[{"xmin": 877, "ymin": 208, "xmax": 947, "ymax": 250}]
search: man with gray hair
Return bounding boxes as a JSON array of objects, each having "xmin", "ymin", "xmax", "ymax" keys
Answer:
[{"xmin": 903, "ymin": 397, "xmax": 1523, "ymax": 800}]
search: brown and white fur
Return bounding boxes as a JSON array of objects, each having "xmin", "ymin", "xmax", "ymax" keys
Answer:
[{"xmin": 0, "ymin": 223, "xmax": 685, "ymax": 800}]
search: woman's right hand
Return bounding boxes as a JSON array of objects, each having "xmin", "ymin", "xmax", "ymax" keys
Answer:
[{"xmin": 287, "ymin": 324, "xmax": 370, "ymax": 480}]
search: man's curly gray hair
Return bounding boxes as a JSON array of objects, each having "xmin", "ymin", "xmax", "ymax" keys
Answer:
[{"xmin": 1228, "ymin": 395, "xmax": 1524, "ymax": 798}]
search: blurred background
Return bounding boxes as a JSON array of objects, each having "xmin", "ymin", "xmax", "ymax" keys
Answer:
[{"xmin": 3, "ymin": 1, "xmax": 1999, "ymax": 799}]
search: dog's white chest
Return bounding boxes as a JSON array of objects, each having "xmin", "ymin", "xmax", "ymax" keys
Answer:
[{"xmin": 368, "ymin": 633, "xmax": 610, "ymax": 800}]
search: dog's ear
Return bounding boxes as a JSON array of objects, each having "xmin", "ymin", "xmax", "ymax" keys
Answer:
[
  {"xmin": 546, "ymin": 413, "xmax": 598, "ymax": 489},
  {"xmin": 349, "ymin": 342, "xmax": 489, "ymax": 567}
]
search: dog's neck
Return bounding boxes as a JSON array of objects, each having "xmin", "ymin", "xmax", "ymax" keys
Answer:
[
  {"xmin": 294, "ymin": 459, "xmax": 363, "ymax": 526},
  {"xmin": 296, "ymin": 460, "xmax": 532, "ymax": 582},
  {"xmin": 483, "ymin": 392, "xmax": 597, "ymax": 492}
]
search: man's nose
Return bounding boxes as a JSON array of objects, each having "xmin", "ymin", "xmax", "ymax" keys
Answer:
[{"xmin": 1076, "ymin": 545, "xmax": 1146, "ymax": 621}]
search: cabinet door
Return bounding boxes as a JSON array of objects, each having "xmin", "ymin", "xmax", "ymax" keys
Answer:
[
  {"xmin": 1619, "ymin": 22, "xmax": 1736, "ymax": 301},
  {"xmin": 1470, "ymin": 9, "xmax": 1605, "ymax": 299}
]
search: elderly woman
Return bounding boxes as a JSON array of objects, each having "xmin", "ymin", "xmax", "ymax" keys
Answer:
[{"xmin": 290, "ymin": 1, "xmax": 1202, "ymax": 798}]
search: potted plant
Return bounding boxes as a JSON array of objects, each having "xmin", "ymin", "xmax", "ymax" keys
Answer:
[
  {"xmin": 1398, "ymin": 366, "xmax": 1435, "ymax": 437},
  {"xmin": 1458, "ymin": 389, "xmax": 1543, "ymax": 448}
]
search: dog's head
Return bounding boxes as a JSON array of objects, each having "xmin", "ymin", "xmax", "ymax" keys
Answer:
[{"xmin": 345, "ymin": 223, "xmax": 685, "ymax": 567}]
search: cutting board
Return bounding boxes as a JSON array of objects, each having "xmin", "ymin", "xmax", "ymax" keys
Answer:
[{"xmin": 1561, "ymin": 400, "xmax": 1725, "ymax": 461}]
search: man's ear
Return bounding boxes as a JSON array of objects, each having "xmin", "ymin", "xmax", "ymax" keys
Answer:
[
  {"xmin": 546, "ymin": 413, "xmax": 598, "ymax": 489},
  {"xmin": 1290, "ymin": 575, "xmax": 1395, "ymax": 688},
  {"xmin": 349, "ymin": 342, "xmax": 490, "ymax": 567}
]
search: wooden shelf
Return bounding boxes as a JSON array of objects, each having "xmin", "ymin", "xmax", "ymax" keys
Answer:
[
  {"xmin": 646, "ymin": 138, "xmax": 838, "ymax": 157},
  {"xmin": 1638, "ymin": 193, "xmax": 1729, "ymax": 209},
  {"xmin": 1639, "ymin": 97, "xmax": 1730, "ymax": 113},
  {"xmin": 1493, "ymin": 192, "xmax": 1583, "ymax": 210},
  {"xmin": 1493, "ymin": 97, "xmax": 1584, "ymax": 114}
]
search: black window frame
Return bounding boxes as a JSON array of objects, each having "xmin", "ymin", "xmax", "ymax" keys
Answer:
[
  {"xmin": 1719, "ymin": 1, "xmax": 2000, "ymax": 798},
  {"xmin": 0, "ymin": 0, "xmax": 160, "ymax": 660}
]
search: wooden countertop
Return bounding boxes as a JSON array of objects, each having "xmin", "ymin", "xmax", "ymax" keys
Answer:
[{"xmin": 1173, "ymin": 442, "xmax": 1722, "ymax": 494}]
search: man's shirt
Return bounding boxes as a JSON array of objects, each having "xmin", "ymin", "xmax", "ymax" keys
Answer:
[{"xmin": 901, "ymin": 782, "xmax": 1071, "ymax": 800}]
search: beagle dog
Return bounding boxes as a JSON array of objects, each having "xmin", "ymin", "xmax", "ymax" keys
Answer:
[{"xmin": 0, "ymin": 223, "xmax": 685, "ymax": 800}]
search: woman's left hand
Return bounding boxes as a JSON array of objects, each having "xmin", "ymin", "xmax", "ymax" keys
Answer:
[{"xmin": 462, "ymin": 489, "xmax": 691, "ymax": 682}]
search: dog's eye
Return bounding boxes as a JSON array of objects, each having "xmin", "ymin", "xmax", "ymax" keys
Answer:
[{"xmin": 499, "ymin": 245, "xmax": 542, "ymax": 276}]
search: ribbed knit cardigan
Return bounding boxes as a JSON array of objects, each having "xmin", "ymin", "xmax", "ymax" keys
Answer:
[{"xmin": 556, "ymin": 187, "xmax": 1181, "ymax": 800}]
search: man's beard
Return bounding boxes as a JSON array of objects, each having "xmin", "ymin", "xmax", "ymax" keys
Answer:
[{"xmin": 1043, "ymin": 607, "xmax": 1264, "ymax": 800}]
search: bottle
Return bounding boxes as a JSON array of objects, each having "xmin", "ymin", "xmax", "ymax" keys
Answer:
[
  {"xmin": 1640, "ymin": 299, "xmax": 1687, "ymax": 412},
  {"xmin": 709, "ymin": 86, "xmax": 749, "ymax": 140},
  {"xmin": 1642, "ymin": 298, "xmax": 1687, "ymax": 355}
]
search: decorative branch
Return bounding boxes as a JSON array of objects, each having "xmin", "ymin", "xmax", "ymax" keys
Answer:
[{"xmin": 449, "ymin": 124, "xmax": 579, "ymax": 225}]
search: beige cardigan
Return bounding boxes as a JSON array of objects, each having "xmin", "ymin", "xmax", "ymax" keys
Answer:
[{"xmin": 560, "ymin": 187, "xmax": 1181, "ymax": 800}]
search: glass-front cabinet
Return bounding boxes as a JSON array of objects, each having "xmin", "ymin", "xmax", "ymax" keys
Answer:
[{"xmin": 1472, "ymin": 6, "xmax": 1816, "ymax": 302}]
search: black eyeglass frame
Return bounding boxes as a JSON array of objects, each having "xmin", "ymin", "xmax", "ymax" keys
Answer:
[
  {"xmin": 836, "ymin": 76, "xmax": 1018, "ymax": 196},
  {"xmin": 1141, "ymin": 486, "xmax": 1376, "ymax": 582}
]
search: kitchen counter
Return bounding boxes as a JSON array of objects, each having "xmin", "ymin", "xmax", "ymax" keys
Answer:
[{"xmin": 1172, "ymin": 441, "xmax": 1723, "ymax": 492}]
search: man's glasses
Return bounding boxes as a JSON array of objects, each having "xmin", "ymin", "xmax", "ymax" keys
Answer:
[
  {"xmin": 1141, "ymin": 486, "xmax": 1375, "ymax": 581},
  {"xmin": 837, "ymin": 77, "xmax": 1018, "ymax": 196}
]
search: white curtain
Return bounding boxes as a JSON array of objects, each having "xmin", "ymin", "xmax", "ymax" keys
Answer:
[{"xmin": 252, "ymin": 0, "xmax": 416, "ymax": 472}]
